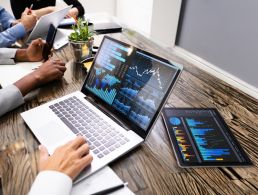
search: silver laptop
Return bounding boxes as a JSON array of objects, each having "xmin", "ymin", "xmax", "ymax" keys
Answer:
[
  {"xmin": 26, "ymin": 5, "xmax": 71, "ymax": 44},
  {"xmin": 21, "ymin": 36, "xmax": 183, "ymax": 183}
]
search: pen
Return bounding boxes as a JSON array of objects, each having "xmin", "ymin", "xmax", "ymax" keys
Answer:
[
  {"xmin": 28, "ymin": 4, "xmax": 33, "ymax": 15},
  {"xmin": 90, "ymin": 182, "xmax": 128, "ymax": 195}
]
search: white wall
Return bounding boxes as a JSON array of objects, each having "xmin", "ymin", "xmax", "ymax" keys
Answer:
[
  {"xmin": 116, "ymin": 0, "xmax": 181, "ymax": 46},
  {"xmin": 79, "ymin": 0, "xmax": 116, "ymax": 15},
  {"xmin": 151, "ymin": 0, "xmax": 181, "ymax": 47},
  {"xmin": 116, "ymin": 0, "xmax": 153, "ymax": 37}
]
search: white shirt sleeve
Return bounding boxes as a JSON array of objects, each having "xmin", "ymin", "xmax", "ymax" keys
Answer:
[
  {"xmin": 0, "ymin": 48, "xmax": 17, "ymax": 64},
  {"xmin": 0, "ymin": 84, "xmax": 24, "ymax": 117},
  {"xmin": 28, "ymin": 171, "xmax": 73, "ymax": 195}
]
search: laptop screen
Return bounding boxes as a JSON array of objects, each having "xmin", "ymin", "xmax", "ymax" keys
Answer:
[{"xmin": 82, "ymin": 36, "xmax": 182, "ymax": 138}]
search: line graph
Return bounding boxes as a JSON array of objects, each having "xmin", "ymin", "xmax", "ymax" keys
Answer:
[{"xmin": 129, "ymin": 66, "xmax": 163, "ymax": 90}]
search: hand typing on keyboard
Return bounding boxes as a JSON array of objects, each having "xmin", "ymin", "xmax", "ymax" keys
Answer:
[
  {"xmin": 49, "ymin": 96, "xmax": 130, "ymax": 159},
  {"xmin": 38, "ymin": 136, "xmax": 93, "ymax": 180}
]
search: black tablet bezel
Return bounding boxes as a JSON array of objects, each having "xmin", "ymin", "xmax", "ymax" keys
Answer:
[{"xmin": 162, "ymin": 108, "xmax": 252, "ymax": 167}]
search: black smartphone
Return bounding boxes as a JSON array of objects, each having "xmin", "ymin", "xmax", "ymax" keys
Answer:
[{"xmin": 42, "ymin": 24, "xmax": 57, "ymax": 61}]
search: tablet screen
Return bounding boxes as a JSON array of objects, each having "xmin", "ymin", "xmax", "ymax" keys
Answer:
[{"xmin": 162, "ymin": 108, "xmax": 251, "ymax": 167}]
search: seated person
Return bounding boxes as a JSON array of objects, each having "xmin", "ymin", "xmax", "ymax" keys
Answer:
[
  {"xmin": 29, "ymin": 136, "xmax": 93, "ymax": 195},
  {"xmin": 11, "ymin": 0, "xmax": 85, "ymax": 19},
  {"xmin": 0, "ymin": 38, "xmax": 66, "ymax": 117},
  {"xmin": 0, "ymin": 6, "xmax": 37, "ymax": 47}
]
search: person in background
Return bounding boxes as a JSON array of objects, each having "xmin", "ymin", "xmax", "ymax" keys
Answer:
[
  {"xmin": 29, "ymin": 136, "xmax": 93, "ymax": 195},
  {"xmin": 10, "ymin": 0, "xmax": 85, "ymax": 19},
  {"xmin": 0, "ymin": 38, "xmax": 66, "ymax": 117},
  {"xmin": 0, "ymin": 6, "xmax": 37, "ymax": 47}
]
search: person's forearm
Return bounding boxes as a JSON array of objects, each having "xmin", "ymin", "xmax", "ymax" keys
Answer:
[
  {"xmin": 34, "ymin": 7, "xmax": 55, "ymax": 18},
  {"xmin": 14, "ymin": 71, "xmax": 41, "ymax": 96}
]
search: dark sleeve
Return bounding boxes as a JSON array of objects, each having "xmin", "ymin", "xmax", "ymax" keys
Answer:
[
  {"xmin": 10, "ymin": 0, "xmax": 27, "ymax": 19},
  {"xmin": 64, "ymin": 0, "xmax": 85, "ymax": 16}
]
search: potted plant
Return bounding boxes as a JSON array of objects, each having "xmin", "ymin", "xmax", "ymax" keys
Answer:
[{"xmin": 69, "ymin": 18, "xmax": 94, "ymax": 62}]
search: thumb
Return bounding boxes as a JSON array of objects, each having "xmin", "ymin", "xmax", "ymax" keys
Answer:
[
  {"xmin": 38, "ymin": 145, "xmax": 49, "ymax": 171},
  {"xmin": 23, "ymin": 7, "xmax": 29, "ymax": 14}
]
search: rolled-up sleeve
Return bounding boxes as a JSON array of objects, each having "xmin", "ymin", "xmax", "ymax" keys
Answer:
[
  {"xmin": 0, "ymin": 23, "xmax": 26, "ymax": 47},
  {"xmin": 28, "ymin": 171, "xmax": 72, "ymax": 195},
  {"xmin": 0, "ymin": 85, "xmax": 24, "ymax": 117}
]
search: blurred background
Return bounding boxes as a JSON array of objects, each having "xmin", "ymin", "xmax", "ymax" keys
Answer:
[{"xmin": 1, "ymin": 0, "xmax": 182, "ymax": 47}]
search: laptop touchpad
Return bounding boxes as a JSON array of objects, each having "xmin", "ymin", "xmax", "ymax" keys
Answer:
[{"xmin": 37, "ymin": 120, "xmax": 74, "ymax": 153}]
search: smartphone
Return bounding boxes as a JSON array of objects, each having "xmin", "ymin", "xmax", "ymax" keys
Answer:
[{"xmin": 42, "ymin": 24, "xmax": 57, "ymax": 61}]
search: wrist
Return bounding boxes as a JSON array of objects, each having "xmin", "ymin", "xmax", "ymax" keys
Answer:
[
  {"xmin": 15, "ymin": 49, "xmax": 29, "ymax": 61},
  {"xmin": 31, "ymin": 70, "xmax": 43, "ymax": 86}
]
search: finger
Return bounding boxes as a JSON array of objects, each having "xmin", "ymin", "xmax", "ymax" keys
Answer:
[
  {"xmin": 76, "ymin": 143, "xmax": 90, "ymax": 157},
  {"xmin": 31, "ymin": 38, "xmax": 44, "ymax": 47},
  {"xmin": 70, "ymin": 136, "xmax": 87, "ymax": 150},
  {"xmin": 77, "ymin": 154, "xmax": 93, "ymax": 170},
  {"xmin": 55, "ymin": 65, "xmax": 67, "ymax": 72},
  {"xmin": 56, "ymin": 70, "xmax": 64, "ymax": 79},
  {"xmin": 23, "ymin": 7, "xmax": 29, "ymax": 14},
  {"xmin": 38, "ymin": 145, "xmax": 49, "ymax": 170},
  {"xmin": 55, "ymin": 61, "xmax": 66, "ymax": 66}
]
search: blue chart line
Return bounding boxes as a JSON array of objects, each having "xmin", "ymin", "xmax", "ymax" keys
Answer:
[
  {"xmin": 186, "ymin": 118, "xmax": 231, "ymax": 161},
  {"xmin": 129, "ymin": 111, "xmax": 150, "ymax": 129}
]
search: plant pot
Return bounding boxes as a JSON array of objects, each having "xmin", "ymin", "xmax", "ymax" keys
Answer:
[{"xmin": 69, "ymin": 39, "xmax": 94, "ymax": 62}]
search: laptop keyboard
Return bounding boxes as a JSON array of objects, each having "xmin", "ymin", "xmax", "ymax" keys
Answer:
[{"xmin": 49, "ymin": 96, "xmax": 129, "ymax": 158}]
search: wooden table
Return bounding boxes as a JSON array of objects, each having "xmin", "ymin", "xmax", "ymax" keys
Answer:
[{"xmin": 0, "ymin": 29, "xmax": 258, "ymax": 195}]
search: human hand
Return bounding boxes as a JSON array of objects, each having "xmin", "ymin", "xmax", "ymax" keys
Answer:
[
  {"xmin": 38, "ymin": 136, "xmax": 93, "ymax": 180},
  {"xmin": 67, "ymin": 8, "xmax": 79, "ymax": 18},
  {"xmin": 33, "ymin": 59, "xmax": 66, "ymax": 86},
  {"xmin": 20, "ymin": 8, "xmax": 37, "ymax": 32},
  {"xmin": 26, "ymin": 38, "xmax": 45, "ymax": 62}
]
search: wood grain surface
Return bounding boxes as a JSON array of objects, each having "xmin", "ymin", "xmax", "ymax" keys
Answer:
[{"xmin": 0, "ymin": 29, "xmax": 257, "ymax": 195}]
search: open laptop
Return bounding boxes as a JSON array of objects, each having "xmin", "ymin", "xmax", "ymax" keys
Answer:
[
  {"xmin": 25, "ymin": 5, "xmax": 71, "ymax": 44},
  {"xmin": 21, "ymin": 36, "xmax": 183, "ymax": 183}
]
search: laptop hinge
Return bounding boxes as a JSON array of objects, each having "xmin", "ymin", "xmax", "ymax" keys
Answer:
[{"xmin": 84, "ymin": 96, "xmax": 130, "ymax": 131}]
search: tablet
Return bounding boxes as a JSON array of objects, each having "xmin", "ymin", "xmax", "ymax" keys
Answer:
[
  {"xmin": 162, "ymin": 108, "xmax": 252, "ymax": 167},
  {"xmin": 26, "ymin": 5, "xmax": 71, "ymax": 44}
]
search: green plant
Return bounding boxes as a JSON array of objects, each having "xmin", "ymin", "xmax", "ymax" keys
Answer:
[{"xmin": 68, "ymin": 18, "xmax": 94, "ymax": 41}]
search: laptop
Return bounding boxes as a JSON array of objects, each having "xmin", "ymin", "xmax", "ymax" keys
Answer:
[
  {"xmin": 25, "ymin": 5, "xmax": 71, "ymax": 44},
  {"xmin": 21, "ymin": 36, "xmax": 183, "ymax": 183}
]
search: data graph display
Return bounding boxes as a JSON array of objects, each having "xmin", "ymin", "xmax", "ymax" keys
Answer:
[
  {"xmin": 127, "ymin": 52, "xmax": 175, "ymax": 91},
  {"xmin": 85, "ymin": 37, "xmax": 179, "ymax": 132},
  {"xmin": 162, "ymin": 108, "xmax": 251, "ymax": 166},
  {"xmin": 185, "ymin": 117, "xmax": 238, "ymax": 162},
  {"xmin": 86, "ymin": 39, "xmax": 130, "ymax": 105},
  {"xmin": 111, "ymin": 51, "xmax": 177, "ymax": 130},
  {"xmin": 169, "ymin": 117, "xmax": 199, "ymax": 162}
]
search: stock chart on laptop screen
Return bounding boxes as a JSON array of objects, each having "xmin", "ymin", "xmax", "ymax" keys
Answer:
[{"xmin": 86, "ymin": 38, "xmax": 178, "ymax": 130}]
